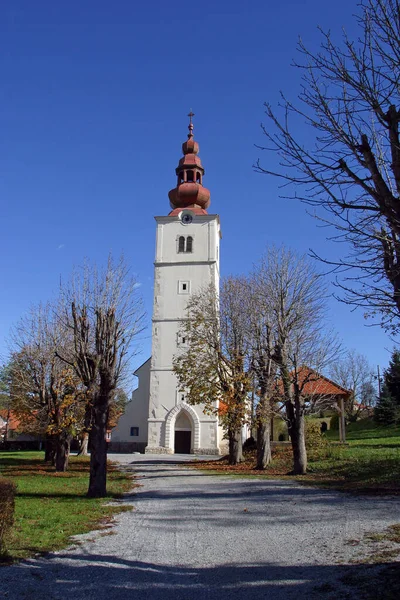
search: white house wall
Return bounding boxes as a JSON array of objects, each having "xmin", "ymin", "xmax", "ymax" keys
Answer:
[{"xmin": 110, "ymin": 358, "xmax": 151, "ymax": 452}]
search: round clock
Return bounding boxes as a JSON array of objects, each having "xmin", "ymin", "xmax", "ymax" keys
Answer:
[{"xmin": 181, "ymin": 213, "xmax": 193, "ymax": 224}]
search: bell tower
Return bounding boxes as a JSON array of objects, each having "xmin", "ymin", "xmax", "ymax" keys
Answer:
[{"xmin": 145, "ymin": 114, "xmax": 222, "ymax": 455}]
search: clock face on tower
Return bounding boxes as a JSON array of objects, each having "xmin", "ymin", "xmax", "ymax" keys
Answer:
[{"xmin": 181, "ymin": 212, "xmax": 193, "ymax": 225}]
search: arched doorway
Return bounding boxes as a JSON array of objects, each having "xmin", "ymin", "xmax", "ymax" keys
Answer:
[
  {"xmin": 165, "ymin": 402, "xmax": 201, "ymax": 453},
  {"xmin": 174, "ymin": 411, "xmax": 192, "ymax": 454}
]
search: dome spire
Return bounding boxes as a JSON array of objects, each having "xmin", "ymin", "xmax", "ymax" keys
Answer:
[{"xmin": 168, "ymin": 112, "xmax": 211, "ymax": 215}]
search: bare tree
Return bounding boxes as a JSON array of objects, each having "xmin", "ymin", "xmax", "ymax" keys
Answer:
[
  {"xmin": 0, "ymin": 364, "xmax": 12, "ymax": 449},
  {"xmin": 9, "ymin": 303, "xmax": 84, "ymax": 471},
  {"xmin": 173, "ymin": 278, "xmax": 251, "ymax": 465},
  {"xmin": 246, "ymin": 275, "xmax": 278, "ymax": 469},
  {"xmin": 329, "ymin": 349, "xmax": 376, "ymax": 420},
  {"xmin": 58, "ymin": 256, "xmax": 145, "ymax": 497},
  {"xmin": 256, "ymin": 0, "xmax": 400, "ymax": 333},
  {"xmin": 256, "ymin": 247, "xmax": 339, "ymax": 474}
]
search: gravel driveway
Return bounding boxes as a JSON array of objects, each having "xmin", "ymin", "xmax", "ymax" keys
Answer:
[{"xmin": 1, "ymin": 454, "xmax": 400, "ymax": 600}]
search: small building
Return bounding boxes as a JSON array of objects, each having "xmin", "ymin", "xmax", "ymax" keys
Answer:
[
  {"xmin": 0, "ymin": 410, "xmax": 42, "ymax": 449},
  {"xmin": 272, "ymin": 367, "xmax": 351, "ymax": 442}
]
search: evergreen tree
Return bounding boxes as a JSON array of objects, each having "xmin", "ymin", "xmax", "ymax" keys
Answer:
[
  {"xmin": 384, "ymin": 350, "xmax": 400, "ymax": 405},
  {"xmin": 374, "ymin": 349, "xmax": 400, "ymax": 425},
  {"xmin": 374, "ymin": 383, "xmax": 399, "ymax": 425}
]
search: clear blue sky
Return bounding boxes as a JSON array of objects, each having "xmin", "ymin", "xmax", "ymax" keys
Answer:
[{"xmin": 0, "ymin": 0, "xmax": 395, "ymax": 380}]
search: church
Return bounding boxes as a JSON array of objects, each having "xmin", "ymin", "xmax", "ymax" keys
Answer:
[{"xmin": 111, "ymin": 115, "xmax": 225, "ymax": 455}]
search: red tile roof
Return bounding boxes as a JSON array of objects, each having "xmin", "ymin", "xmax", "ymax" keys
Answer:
[
  {"xmin": 285, "ymin": 367, "xmax": 351, "ymax": 398},
  {"xmin": 0, "ymin": 410, "xmax": 23, "ymax": 430}
]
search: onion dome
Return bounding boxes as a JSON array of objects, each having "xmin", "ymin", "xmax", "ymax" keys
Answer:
[{"xmin": 168, "ymin": 112, "xmax": 211, "ymax": 214}]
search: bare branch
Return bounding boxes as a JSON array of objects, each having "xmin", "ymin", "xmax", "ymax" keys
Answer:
[{"xmin": 256, "ymin": 0, "xmax": 400, "ymax": 331}]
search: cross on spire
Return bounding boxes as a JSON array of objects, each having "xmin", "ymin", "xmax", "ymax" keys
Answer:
[{"xmin": 188, "ymin": 110, "xmax": 195, "ymax": 138}]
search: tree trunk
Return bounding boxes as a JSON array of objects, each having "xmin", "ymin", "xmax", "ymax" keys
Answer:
[
  {"xmin": 78, "ymin": 403, "xmax": 92, "ymax": 456},
  {"xmin": 286, "ymin": 399, "xmax": 307, "ymax": 474},
  {"xmin": 256, "ymin": 418, "xmax": 272, "ymax": 470},
  {"xmin": 55, "ymin": 435, "xmax": 71, "ymax": 472},
  {"xmin": 255, "ymin": 391, "xmax": 272, "ymax": 470},
  {"xmin": 3, "ymin": 405, "xmax": 10, "ymax": 450},
  {"xmin": 77, "ymin": 432, "xmax": 89, "ymax": 456},
  {"xmin": 87, "ymin": 396, "xmax": 108, "ymax": 498},
  {"xmin": 44, "ymin": 434, "xmax": 56, "ymax": 465},
  {"xmin": 228, "ymin": 428, "xmax": 243, "ymax": 465}
]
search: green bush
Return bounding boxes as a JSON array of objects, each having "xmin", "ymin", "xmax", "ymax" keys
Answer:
[
  {"xmin": 274, "ymin": 418, "xmax": 289, "ymax": 441},
  {"xmin": 305, "ymin": 419, "xmax": 331, "ymax": 460},
  {"xmin": 330, "ymin": 413, "xmax": 339, "ymax": 431},
  {"xmin": 0, "ymin": 478, "xmax": 16, "ymax": 554}
]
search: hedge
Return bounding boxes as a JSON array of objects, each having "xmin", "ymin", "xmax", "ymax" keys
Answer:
[{"xmin": 0, "ymin": 478, "xmax": 16, "ymax": 553}]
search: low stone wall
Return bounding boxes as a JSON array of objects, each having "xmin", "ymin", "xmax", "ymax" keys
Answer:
[
  {"xmin": 193, "ymin": 448, "xmax": 220, "ymax": 455},
  {"xmin": 108, "ymin": 441, "xmax": 147, "ymax": 454},
  {"xmin": 145, "ymin": 446, "xmax": 173, "ymax": 454},
  {"xmin": 144, "ymin": 446, "xmax": 221, "ymax": 455},
  {"xmin": 219, "ymin": 442, "xmax": 229, "ymax": 456}
]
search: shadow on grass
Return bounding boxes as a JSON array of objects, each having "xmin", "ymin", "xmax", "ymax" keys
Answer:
[
  {"xmin": 15, "ymin": 491, "xmax": 130, "ymax": 500},
  {"xmin": 0, "ymin": 456, "xmax": 45, "ymax": 467},
  {"xmin": 1, "ymin": 554, "xmax": 399, "ymax": 599},
  {"xmin": 349, "ymin": 443, "xmax": 400, "ymax": 449},
  {"xmin": 0, "ymin": 457, "xmax": 90, "ymax": 471}
]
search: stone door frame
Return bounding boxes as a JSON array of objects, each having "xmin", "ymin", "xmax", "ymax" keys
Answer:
[{"xmin": 165, "ymin": 402, "xmax": 200, "ymax": 453}]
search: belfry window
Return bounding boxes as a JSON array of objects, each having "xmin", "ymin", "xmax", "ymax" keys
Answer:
[
  {"xmin": 187, "ymin": 170, "xmax": 194, "ymax": 182},
  {"xmin": 196, "ymin": 172, "xmax": 201, "ymax": 183},
  {"xmin": 178, "ymin": 236, "xmax": 193, "ymax": 254}
]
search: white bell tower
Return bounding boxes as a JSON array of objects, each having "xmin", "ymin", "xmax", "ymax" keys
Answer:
[{"xmin": 145, "ymin": 114, "xmax": 222, "ymax": 454}]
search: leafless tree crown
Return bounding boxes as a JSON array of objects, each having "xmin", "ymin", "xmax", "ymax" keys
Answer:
[
  {"xmin": 58, "ymin": 255, "xmax": 146, "ymax": 391},
  {"xmin": 256, "ymin": 0, "xmax": 400, "ymax": 332}
]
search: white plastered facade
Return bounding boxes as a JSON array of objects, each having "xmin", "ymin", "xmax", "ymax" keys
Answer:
[
  {"xmin": 145, "ymin": 211, "xmax": 223, "ymax": 454},
  {"xmin": 110, "ymin": 358, "xmax": 150, "ymax": 452}
]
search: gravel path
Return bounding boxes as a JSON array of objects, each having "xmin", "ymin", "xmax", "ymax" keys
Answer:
[{"xmin": 1, "ymin": 454, "xmax": 400, "ymax": 600}]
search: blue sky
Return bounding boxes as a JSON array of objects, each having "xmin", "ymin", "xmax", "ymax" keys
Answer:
[{"xmin": 0, "ymin": 0, "xmax": 395, "ymax": 381}]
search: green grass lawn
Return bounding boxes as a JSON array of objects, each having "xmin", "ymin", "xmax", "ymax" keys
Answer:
[
  {"xmin": 0, "ymin": 451, "xmax": 135, "ymax": 562},
  {"xmin": 306, "ymin": 419, "xmax": 400, "ymax": 494},
  {"xmin": 192, "ymin": 418, "xmax": 400, "ymax": 494},
  {"xmin": 326, "ymin": 419, "xmax": 400, "ymax": 442}
]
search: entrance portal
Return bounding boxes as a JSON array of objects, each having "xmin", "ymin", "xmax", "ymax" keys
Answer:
[{"xmin": 174, "ymin": 411, "xmax": 192, "ymax": 454}]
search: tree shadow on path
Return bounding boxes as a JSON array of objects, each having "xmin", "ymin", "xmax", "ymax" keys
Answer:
[{"xmin": 2, "ymin": 554, "xmax": 398, "ymax": 600}]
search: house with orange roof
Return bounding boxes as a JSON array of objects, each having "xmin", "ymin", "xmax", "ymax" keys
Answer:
[
  {"xmin": 0, "ymin": 409, "xmax": 43, "ymax": 449},
  {"xmin": 271, "ymin": 367, "xmax": 351, "ymax": 443}
]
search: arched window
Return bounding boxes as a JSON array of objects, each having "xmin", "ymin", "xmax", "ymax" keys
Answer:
[
  {"xmin": 187, "ymin": 170, "xmax": 194, "ymax": 182},
  {"xmin": 186, "ymin": 236, "xmax": 193, "ymax": 253},
  {"xmin": 196, "ymin": 172, "xmax": 201, "ymax": 183},
  {"xmin": 178, "ymin": 236, "xmax": 185, "ymax": 253}
]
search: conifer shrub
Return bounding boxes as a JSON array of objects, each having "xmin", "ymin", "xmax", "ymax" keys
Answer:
[
  {"xmin": 0, "ymin": 478, "xmax": 16, "ymax": 554},
  {"xmin": 242, "ymin": 436, "xmax": 257, "ymax": 452}
]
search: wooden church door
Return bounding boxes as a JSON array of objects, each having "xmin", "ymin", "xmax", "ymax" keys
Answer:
[{"xmin": 174, "ymin": 430, "xmax": 191, "ymax": 454}]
